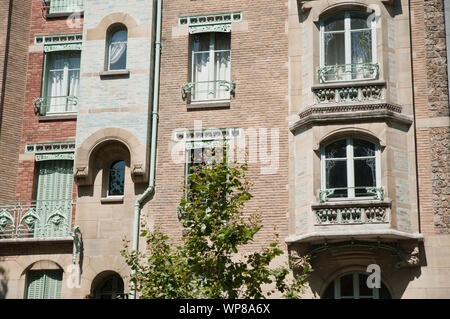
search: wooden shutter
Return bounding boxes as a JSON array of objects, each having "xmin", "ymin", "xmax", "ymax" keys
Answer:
[
  {"xmin": 26, "ymin": 270, "xmax": 62, "ymax": 299},
  {"xmin": 36, "ymin": 160, "xmax": 74, "ymax": 237}
]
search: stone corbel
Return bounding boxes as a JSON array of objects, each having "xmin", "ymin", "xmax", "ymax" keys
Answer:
[
  {"xmin": 74, "ymin": 165, "xmax": 92, "ymax": 186},
  {"xmin": 381, "ymin": 0, "xmax": 394, "ymax": 6},
  {"xmin": 288, "ymin": 249, "xmax": 311, "ymax": 271},
  {"xmin": 397, "ymin": 243, "xmax": 420, "ymax": 268},
  {"xmin": 298, "ymin": 0, "xmax": 315, "ymax": 13}
]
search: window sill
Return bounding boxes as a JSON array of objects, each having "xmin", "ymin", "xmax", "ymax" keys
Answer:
[
  {"xmin": 187, "ymin": 101, "xmax": 230, "ymax": 110},
  {"xmin": 312, "ymin": 79, "xmax": 386, "ymax": 90},
  {"xmin": 38, "ymin": 114, "xmax": 77, "ymax": 122},
  {"xmin": 312, "ymin": 198, "xmax": 392, "ymax": 209},
  {"xmin": 101, "ymin": 196, "xmax": 124, "ymax": 204},
  {"xmin": 99, "ymin": 69, "xmax": 130, "ymax": 78}
]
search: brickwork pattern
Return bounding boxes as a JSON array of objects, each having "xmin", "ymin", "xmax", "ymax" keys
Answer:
[
  {"xmin": 147, "ymin": 0, "xmax": 289, "ymax": 250},
  {"xmin": 0, "ymin": 0, "xmax": 32, "ymax": 201},
  {"xmin": 16, "ymin": 0, "xmax": 83, "ymax": 201},
  {"xmin": 411, "ymin": 0, "xmax": 450, "ymax": 234}
]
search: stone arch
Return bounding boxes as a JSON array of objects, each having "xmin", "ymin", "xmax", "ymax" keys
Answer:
[
  {"xmin": 86, "ymin": 12, "xmax": 150, "ymax": 41},
  {"xmin": 75, "ymin": 128, "xmax": 147, "ymax": 185},
  {"xmin": 311, "ymin": 1, "xmax": 373, "ymax": 23},
  {"xmin": 22, "ymin": 260, "xmax": 64, "ymax": 276},
  {"xmin": 319, "ymin": 265, "xmax": 393, "ymax": 299},
  {"xmin": 313, "ymin": 126, "xmax": 386, "ymax": 151},
  {"xmin": 90, "ymin": 270, "xmax": 126, "ymax": 299}
]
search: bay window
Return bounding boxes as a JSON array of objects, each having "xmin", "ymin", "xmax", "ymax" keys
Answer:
[
  {"xmin": 320, "ymin": 137, "xmax": 382, "ymax": 201},
  {"xmin": 319, "ymin": 11, "xmax": 377, "ymax": 82}
]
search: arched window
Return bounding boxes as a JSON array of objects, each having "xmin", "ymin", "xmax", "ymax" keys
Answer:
[
  {"xmin": 319, "ymin": 10, "xmax": 377, "ymax": 82},
  {"xmin": 108, "ymin": 160, "xmax": 125, "ymax": 196},
  {"xmin": 107, "ymin": 25, "xmax": 128, "ymax": 70},
  {"xmin": 25, "ymin": 269, "xmax": 63, "ymax": 299},
  {"xmin": 93, "ymin": 273, "xmax": 125, "ymax": 299},
  {"xmin": 322, "ymin": 272, "xmax": 392, "ymax": 299},
  {"xmin": 320, "ymin": 137, "xmax": 381, "ymax": 200}
]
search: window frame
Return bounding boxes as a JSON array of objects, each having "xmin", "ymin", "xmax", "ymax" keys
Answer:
[
  {"xmin": 320, "ymin": 136, "xmax": 381, "ymax": 201},
  {"xmin": 106, "ymin": 25, "xmax": 128, "ymax": 71},
  {"xmin": 189, "ymin": 32, "xmax": 231, "ymax": 103},
  {"xmin": 325, "ymin": 272, "xmax": 392, "ymax": 299},
  {"xmin": 106, "ymin": 160, "xmax": 126, "ymax": 197},
  {"xmin": 41, "ymin": 50, "xmax": 81, "ymax": 115},
  {"xmin": 319, "ymin": 10, "xmax": 377, "ymax": 82}
]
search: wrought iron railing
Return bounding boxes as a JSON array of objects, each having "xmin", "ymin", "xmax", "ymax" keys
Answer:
[
  {"xmin": 318, "ymin": 63, "xmax": 379, "ymax": 83},
  {"xmin": 181, "ymin": 80, "xmax": 235, "ymax": 103},
  {"xmin": 0, "ymin": 199, "xmax": 75, "ymax": 240},
  {"xmin": 42, "ymin": 0, "xmax": 84, "ymax": 16},
  {"xmin": 319, "ymin": 187, "xmax": 384, "ymax": 202},
  {"xmin": 33, "ymin": 96, "xmax": 78, "ymax": 116}
]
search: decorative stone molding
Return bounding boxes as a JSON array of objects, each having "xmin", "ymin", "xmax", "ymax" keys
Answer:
[
  {"xmin": 312, "ymin": 199, "xmax": 391, "ymax": 225},
  {"xmin": 34, "ymin": 33, "xmax": 82, "ymax": 46},
  {"xmin": 75, "ymin": 128, "xmax": 148, "ymax": 185},
  {"xmin": 299, "ymin": 103, "xmax": 402, "ymax": 119},
  {"xmin": 178, "ymin": 12, "xmax": 242, "ymax": 28},
  {"xmin": 290, "ymin": 108, "xmax": 413, "ymax": 133},
  {"xmin": 312, "ymin": 81, "xmax": 385, "ymax": 104},
  {"xmin": 25, "ymin": 141, "xmax": 76, "ymax": 154},
  {"xmin": 35, "ymin": 153, "xmax": 75, "ymax": 162}
]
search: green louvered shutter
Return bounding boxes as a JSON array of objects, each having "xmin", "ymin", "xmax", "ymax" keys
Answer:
[
  {"xmin": 36, "ymin": 160, "xmax": 74, "ymax": 237},
  {"xmin": 26, "ymin": 270, "xmax": 45, "ymax": 299},
  {"xmin": 26, "ymin": 270, "xmax": 62, "ymax": 299}
]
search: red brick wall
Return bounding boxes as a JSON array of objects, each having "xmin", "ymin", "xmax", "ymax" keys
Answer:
[
  {"xmin": 147, "ymin": 0, "xmax": 289, "ymax": 250},
  {"xmin": 16, "ymin": 0, "xmax": 84, "ymax": 201},
  {"xmin": 0, "ymin": 0, "xmax": 31, "ymax": 201}
]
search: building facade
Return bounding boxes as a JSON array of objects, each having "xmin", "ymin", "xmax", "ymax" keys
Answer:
[{"xmin": 0, "ymin": 0, "xmax": 449, "ymax": 299}]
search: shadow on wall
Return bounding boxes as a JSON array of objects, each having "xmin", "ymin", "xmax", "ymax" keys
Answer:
[{"xmin": 0, "ymin": 264, "xmax": 8, "ymax": 299}]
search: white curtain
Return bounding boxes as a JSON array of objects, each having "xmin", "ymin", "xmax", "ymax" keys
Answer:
[
  {"xmin": 214, "ymin": 33, "xmax": 231, "ymax": 100},
  {"xmin": 47, "ymin": 52, "xmax": 80, "ymax": 113},
  {"xmin": 109, "ymin": 43, "xmax": 127, "ymax": 65},
  {"xmin": 47, "ymin": 54, "xmax": 66, "ymax": 113}
]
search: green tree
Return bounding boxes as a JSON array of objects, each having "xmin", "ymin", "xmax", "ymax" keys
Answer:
[{"xmin": 121, "ymin": 159, "xmax": 311, "ymax": 299}]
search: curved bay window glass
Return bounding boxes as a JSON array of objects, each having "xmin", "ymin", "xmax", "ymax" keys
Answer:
[
  {"xmin": 321, "ymin": 137, "xmax": 380, "ymax": 200},
  {"xmin": 107, "ymin": 25, "xmax": 128, "ymax": 70},
  {"xmin": 322, "ymin": 273, "xmax": 392, "ymax": 299},
  {"xmin": 320, "ymin": 11, "xmax": 377, "ymax": 82},
  {"xmin": 108, "ymin": 160, "xmax": 125, "ymax": 196}
]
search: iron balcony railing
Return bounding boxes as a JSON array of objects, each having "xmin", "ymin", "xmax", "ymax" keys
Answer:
[
  {"xmin": 319, "ymin": 186, "xmax": 384, "ymax": 203},
  {"xmin": 318, "ymin": 63, "xmax": 379, "ymax": 83},
  {"xmin": 33, "ymin": 96, "xmax": 78, "ymax": 116},
  {"xmin": 0, "ymin": 199, "xmax": 75, "ymax": 240},
  {"xmin": 181, "ymin": 80, "xmax": 236, "ymax": 103},
  {"xmin": 42, "ymin": 0, "xmax": 84, "ymax": 16}
]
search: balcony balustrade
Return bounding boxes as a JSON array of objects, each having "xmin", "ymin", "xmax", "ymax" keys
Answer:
[
  {"xmin": 42, "ymin": 0, "xmax": 84, "ymax": 17},
  {"xmin": 33, "ymin": 96, "xmax": 78, "ymax": 116},
  {"xmin": 0, "ymin": 200, "xmax": 75, "ymax": 240},
  {"xmin": 181, "ymin": 80, "xmax": 235, "ymax": 103}
]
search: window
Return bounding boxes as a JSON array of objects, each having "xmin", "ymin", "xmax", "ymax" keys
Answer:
[
  {"xmin": 107, "ymin": 160, "xmax": 125, "ymax": 196},
  {"xmin": 44, "ymin": 51, "xmax": 80, "ymax": 114},
  {"xmin": 107, "ymin": 25, "xmax": 128, "ymax": 71},
  {"xmin": 190, "ymin": 32, "xmax": 231, "ymax": 102},
  {"xmin": 320, "ymin": 137, "xmax": 381, "ymax": 200},
  {"xmin": 44, "ymin": 0, "xmax": 85, "ymax": 16},
  {"xmin": 26, "ymin": 270, "xmax": 63, "ymax": 299},
  {"xmin": 322, "ymin": 273, "xmax": 391, "ymax": 299},
  {"xmin": 185, "ymin": 140, "xmax": 225, "ymax": 188},
  {"xmin": 320, "ymin": 11, "xmax": 377, "ymax": 82}
]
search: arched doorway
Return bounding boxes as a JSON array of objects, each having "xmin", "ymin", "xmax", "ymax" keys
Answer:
[
  {"xmin": 92, "ymin": 272, "xmax": 126, "ymax": 299},
  {"xmin": 322, "ymin": 272, "xmax": 392, "ymax": 299}
]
